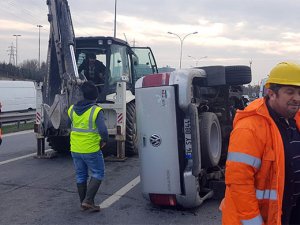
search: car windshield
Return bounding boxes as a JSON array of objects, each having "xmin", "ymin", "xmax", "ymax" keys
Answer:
[
  {"xmin": 108, "ymin": 44, "xmax": 132, "ymax": 86},
  {"xmin": 132, "ymin": 48, "xmax": 156, "ymax": 80}
]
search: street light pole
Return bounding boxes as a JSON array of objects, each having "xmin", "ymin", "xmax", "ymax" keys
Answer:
[
  {"xmin": 13, "ymin": 34, "xmax": 21, "ymax": 66},
  {"xmin": 188, "ymin": 55, "xmax": 208, "ymax": 67},
  {"xmin": 114, "ymin": 0, "xmax": 117, "ymax": 38},
  {"xmin": 168, "ymin": 31, "xmax": 198, "ymax": 69},
  {"xmin": 37, "ymin": 25, "xmax": 43, "ymax": 69}
]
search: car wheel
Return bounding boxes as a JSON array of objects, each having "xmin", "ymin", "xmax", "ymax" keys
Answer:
[
  {"xmin": 225, "ymin": 65, "xmax": 252, "ymax": 85},
  {"xmin": 199, "ymin": 112, "xmax": 222, "ymax": 168}
]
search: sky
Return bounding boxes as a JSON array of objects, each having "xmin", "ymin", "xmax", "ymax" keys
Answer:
[{"xmin": 1, "ymin": 0, "xmax": 300, "ymax": 85}]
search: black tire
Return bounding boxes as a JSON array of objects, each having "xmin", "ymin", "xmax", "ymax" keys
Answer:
[
  {"xmin": 125, "ymin": 101, "xmax": 138, "ymax": 156},
  {"xmin": 198, "ymin": 65, "xmax": 226, "ymax": 86},
  {"xmin": 199, "ymin": 112, "xmax": 222, "ymax": 168},
  {"xmin": 47, "ymin": 136, "xmax": 70, "ymax": 153},
  {"xmin": 225, "ymin": 65, "xmax": 252, "ymax": 85}
]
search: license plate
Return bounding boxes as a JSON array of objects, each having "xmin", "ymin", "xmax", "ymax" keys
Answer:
[{"xmin": 184, "ymin": 119, "xmax": 192, "ymax": 158}]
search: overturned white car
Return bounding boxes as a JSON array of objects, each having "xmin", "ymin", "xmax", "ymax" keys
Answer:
[{"xmin": 135, "ymin": 66, "xmax": 251, "ymax": 208}]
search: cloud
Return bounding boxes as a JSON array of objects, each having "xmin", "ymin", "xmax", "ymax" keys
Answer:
[
  {"xmin": 0, "ymin": 19, "xmax": 37, "ymax": 33},
  {"xmin": 1, "ymin": 0, "xmax": 300, "ymax": 84}
]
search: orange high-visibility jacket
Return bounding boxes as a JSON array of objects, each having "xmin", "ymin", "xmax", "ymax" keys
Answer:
[
  {"xmin": 221, "ymin": 98, "xmax": 300, "ymax": 225},
  {"xmin": 0, "ymin": 122, "xmax": 2, "ymax": 143}
]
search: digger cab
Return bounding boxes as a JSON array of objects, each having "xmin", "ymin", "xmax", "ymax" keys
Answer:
[{"xmin": 75, "ymin": 36, "xmax": 158, "ymax": 102}]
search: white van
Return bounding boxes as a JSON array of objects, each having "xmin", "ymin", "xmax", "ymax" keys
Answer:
[{"xmin": 0, "ymin": 80, "xmax": 36, "ymax": 112}]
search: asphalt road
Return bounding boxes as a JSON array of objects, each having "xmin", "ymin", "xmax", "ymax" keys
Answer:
[{"xmin": 0, "ymin": 131, "xmax": 222, "ymax": 225}]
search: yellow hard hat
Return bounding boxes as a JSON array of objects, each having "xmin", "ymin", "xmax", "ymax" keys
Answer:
[{"xmin": 265, "ymin": 62, "xmax": 300, "ymax": 88}]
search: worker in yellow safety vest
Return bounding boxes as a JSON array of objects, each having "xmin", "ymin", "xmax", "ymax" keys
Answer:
[
  {"xmin": 68, "ymin": 81, "xmax": 108, "ymax": 212},
  {"xmin": 221, "ymin": 62, "xmax": 300, "ymax": 225}
]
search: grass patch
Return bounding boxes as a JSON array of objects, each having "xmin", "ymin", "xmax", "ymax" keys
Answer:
[{"xmin": 2, "ymin": 121, "xmax": 34, "ymax": 134}]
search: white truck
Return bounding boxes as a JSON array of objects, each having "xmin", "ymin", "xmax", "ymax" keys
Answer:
[
  {"xmin": 0, "ymin": 80, "xmax": 36, "ymax": 112},
  {"xmin": 135, "ymin": 66, "xmax": 251, "ymax": 208}
]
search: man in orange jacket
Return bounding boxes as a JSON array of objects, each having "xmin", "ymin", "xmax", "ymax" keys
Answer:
[{"xmin": 221, "ymin": 62, "xmax": 300, "ymax": 225}]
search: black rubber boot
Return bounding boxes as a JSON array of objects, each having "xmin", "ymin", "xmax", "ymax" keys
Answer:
[
  {"xmin": 81, "ymin": 177, "xmax": 101, "ymax": 212},
  {"xmin": 77, "ymin": 182, "xmax": 87, "ymax": 210}
]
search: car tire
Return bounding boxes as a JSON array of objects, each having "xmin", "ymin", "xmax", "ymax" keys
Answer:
[
  {"xmin": 198, "ymin": 66, "xmax": 226, "ymax": 86},
  {"xmin": 199, "ymin": 112, "xmax": 222, "ymax": 168},
  {"xmin": 225, "ymin": 65, "xmax": 252, "ymax": 85},
  {"xmin": 125, "ymin": 101, "xmax": 138, "ymax": 156}
]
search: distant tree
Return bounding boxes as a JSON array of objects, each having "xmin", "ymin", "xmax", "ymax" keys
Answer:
[
  {"xmin": 0, "ymin": 60, "xmax": 46, "ymax": 82},
  {"xmin": 242, "ymin": 84, "xmax": 260, "ymax": 99},
  {"xmin": 20, "ymin": 59, "xmax": 47, "ymax": 81},
  {"xmin": 39, "ymin": 61, "xmax": 47, "ymax": 82},
  {"xmin": 21, "ymin": 59, "xmax": 39, "ymax": 72}
]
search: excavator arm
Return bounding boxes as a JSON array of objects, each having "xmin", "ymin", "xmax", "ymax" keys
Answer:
[
  {"xmin": 47, "ymin": 0, "xmax": 78, "ymax": 80},
  {"xmin": 43, "ymin": 0, "xmax": 83, "ymax": 130}
]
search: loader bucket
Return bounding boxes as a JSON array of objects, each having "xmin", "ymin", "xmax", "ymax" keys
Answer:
[{"xmin": 44, "ymin": 93, "xmax": 69, "ymax": 129}]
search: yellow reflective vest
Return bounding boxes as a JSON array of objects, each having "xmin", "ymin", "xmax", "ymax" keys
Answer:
[{"xmin": 68, "ymin": 105, "xmax": 102, "ymax": 153}]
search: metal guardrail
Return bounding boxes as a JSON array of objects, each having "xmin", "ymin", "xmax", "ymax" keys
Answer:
[{"xmin": 0, "ymin": 111, "xmax": 35, "ymax": 124}]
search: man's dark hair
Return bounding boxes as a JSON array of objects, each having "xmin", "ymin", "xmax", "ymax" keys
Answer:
[
  {"xmin": 264, "ymin": 83, "xmax": 285, "ymax": 100},
  {"xmin": 86, "ymin": 53, "xmax": 96, "ymax": 60},
  {"xmin": 81, "ymin": 81, "xmax": 98, "ymax": 100},
  {"xmin": 268, "ymin": 83, "xmax": 283, "ymax": 94}
]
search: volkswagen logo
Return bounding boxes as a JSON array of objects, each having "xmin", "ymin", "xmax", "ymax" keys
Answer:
[{"xmin": 150, "ymin": 134, "xmax": 162, "ymax": 147}]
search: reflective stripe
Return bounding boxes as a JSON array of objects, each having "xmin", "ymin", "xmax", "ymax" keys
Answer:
[
  {"xmin": 227, "ymin": 152, "xmax": 261, "ymax": 169},
  {"xmin": 89, "ymin": 106, "xmax": 96, "ymax": 130},
  {"xmin": 70, "ymin": 106, "xmax": 74, "ymax": 121},
  {"xmin": 70, "ymin": 105, "xmax": 97, "ymax": 133},
  {"xmin": 256, "ymin": 189, "xmax": 277, "ymax": 200},
  {"xmin": 71, "ymin": 127, "xmax": 98, "ymax": 133},
  {"xmin": 241, "ymin": 214, "xmax": 263, "ymax": 225}
]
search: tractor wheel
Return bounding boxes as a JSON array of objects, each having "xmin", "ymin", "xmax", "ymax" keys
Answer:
[
  {"xmin": 47, "ymin": 136, "xmax": 70, "ymax": 153},
  {"xmin": 225, "ymin": 65, "xmax": 252, "ymax": 85},
  {"xmin": 125, "ymin": 101, "xmax": 138, "ymax": 156},
  {"xmin": 199, "ymin": 112, "xmax": 222, "ymax": 168}
]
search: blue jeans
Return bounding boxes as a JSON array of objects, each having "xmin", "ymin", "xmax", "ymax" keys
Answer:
[{"xmin": 71, "ymin": 151, "xmax": 105, "ymax": 183}]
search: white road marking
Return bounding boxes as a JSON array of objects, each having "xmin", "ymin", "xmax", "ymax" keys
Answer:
[
  {"xmin": 0, "ymin": 149, "xmax": 52, "ymax": 166},
  {"xmin": 3, "ymin": 130, "xmax": 34, "ymax": 137},
  {"xmin": 100, "ymin": 175, "xmax": 141, "ymax": 209},
  {"xmin": 0, "ymin": 140, "xmax": 140, "ymax": 209}
]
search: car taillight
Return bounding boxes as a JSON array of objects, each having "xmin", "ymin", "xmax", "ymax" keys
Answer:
[
  {"xmin": 149, "ymin": 194, "xmax": 177, "ymax": 206},
  {"xmin": 142, "ymin": 73, "xmax": 170, "ymax": 87}
]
